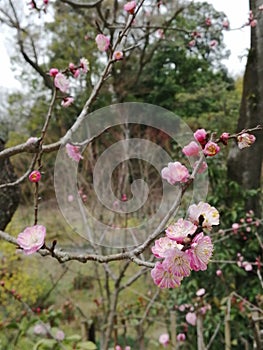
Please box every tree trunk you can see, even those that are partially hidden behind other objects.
[0,139,20,230]
[227,0,263,218]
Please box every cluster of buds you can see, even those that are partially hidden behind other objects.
[49,57,89,106]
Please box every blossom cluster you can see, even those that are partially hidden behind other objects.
[49,57,89,107]
[151,201,219,288]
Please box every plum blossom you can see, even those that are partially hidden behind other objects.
[177,333,186,341]
[61,97,74,107]
[186,312,197,326]
[216,269,222,276]
[220,132,230,145]
[203,141,220,156]
[223,20,229,29]
[161,161,189,185]
[26,137,38,145]
[54,73,69,93]
[151,262,182,288]
[80,57,89,73]
[205,18,212,26]
[95,34,110,52]
[237,133,256,149]
[163,247,191,277]
[55,329,65,341]
[17,225,46,255]
[124,1,136,14]
[165,219,197,243]
[151,236,180,258]
[29,170,41,183]
[196,288,206,297]
[194,128,207,146]
[187,233,213,271]
[182,141,200,156]
[188,40,196,47]
[188,201,219,230]
[49,68,59,77]
[159,333,170,346]
[194,160,208,174]
[210,40,218,47]
[66,143,83,162]
[113,51,124,60]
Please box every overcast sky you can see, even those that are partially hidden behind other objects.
[0,0,250,90]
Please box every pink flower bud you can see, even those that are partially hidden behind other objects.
[61,97,74,108]
[29,170,41,183]
[159,333,169,346]
[203,141,220,156]
[220,132,230,145]
[223,20,229,29]
[124,1,137,14]
[177,333,186,342]
[188,40,196,47]
[210,40,218,47]
[196,288,206,297]
[216,269,222,276]
[194,128,207,146]
[205,18,212,26]
[49,68,59,77]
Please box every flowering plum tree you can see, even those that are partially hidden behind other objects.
[0,1,262,349]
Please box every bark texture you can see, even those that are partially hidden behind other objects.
[0,139,20,230]
[227,0,263,217]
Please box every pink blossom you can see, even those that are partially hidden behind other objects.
[196,288,206,297]
[151,236,179,258]
[186,312,197,326]
[203,141,220,156]
[216,269,222,276]
[165,219,197,243]
[116,346,122,350]
[188,201,219,230]
[74,69,80,78]
[205,18,212,26]
[80,57,89,73]
[95,34,110,52]
[237,133,256,149]
[29,170,41,183]
[259,5,263,11]
[125,347,131,350]
[17,225,46,255]
[187,233,213,271]
[55,330,65,341]
[194,161,208,174]
[220,132,230,145]
[243,262,253,271]
[182,141,200,156]
[159,333,170,346]
[26,137,38,145]
[65,143,83,162]
[188,40,196,47]
[177,333,186,341]
[232,223,239,233]
[113,51,124,61]
[210,40,218,47]
[223,20,229,29]
[250,19,257,27]
[68,194,74,202]
[49,68,59,77]
[157,29,165,38]
[54,73,69,93]
[163,247,191,277]
[194,129,207,146]
[200,304,211,315]
[151,262,182,288]
[161,161,189,185]
[124,1,136,14]
[61,97,74,107]
[43,0,49,4]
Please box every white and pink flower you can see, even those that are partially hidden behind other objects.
[161,161,189,185]
[17,225,46,255]
[186,312,197,326]
[237,133,256,149]
[124,1,136,14]
[182,141,200,157]
[187,233,213,271]
[151,262,182,289]
[61,97,74,108]
[194,128,207,146]
[165,219,197,243]
[151,236,179,258]
[159,333,170,346]
[66,143,83,162]
[203,141,220,156]
[163,247,191,277]
[54,72,69,93]
[95,34,110,52]
[188,201,219,230]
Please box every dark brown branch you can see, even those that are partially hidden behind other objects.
[60,0,104,9]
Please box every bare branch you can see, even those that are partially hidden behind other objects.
[60,0,104,9]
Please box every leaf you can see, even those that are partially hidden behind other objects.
[64,334,82,342]
[33,338,57,350]
[76,341,97,350]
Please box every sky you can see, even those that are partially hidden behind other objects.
[0,0,250,90]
